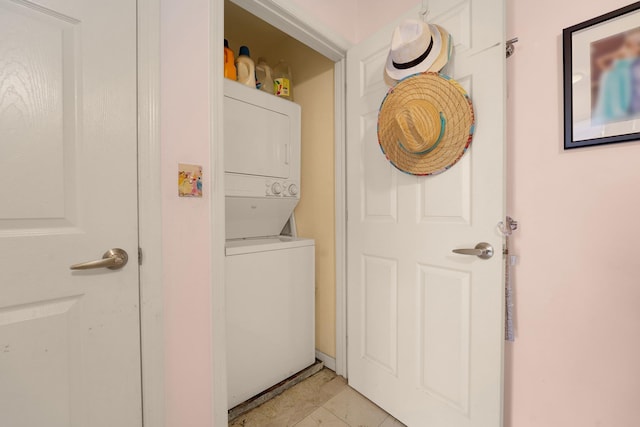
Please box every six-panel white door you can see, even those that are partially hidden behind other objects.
[346,1,506,425]
[0,0,142,425]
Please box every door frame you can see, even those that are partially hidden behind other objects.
[137,1,352,425]
[140,2,507,425]
[138,0,165,425]
[223,0,351,379]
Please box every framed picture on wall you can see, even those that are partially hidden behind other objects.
[563,1,640,149]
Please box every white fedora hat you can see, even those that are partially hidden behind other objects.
[385,20,451,81]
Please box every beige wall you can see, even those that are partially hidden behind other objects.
[225,2,337,357]
[282,42,336,357]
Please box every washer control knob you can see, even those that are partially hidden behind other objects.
[288,184,298,196]
[271,182,282,195]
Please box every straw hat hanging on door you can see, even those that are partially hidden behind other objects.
[377,72,475,176]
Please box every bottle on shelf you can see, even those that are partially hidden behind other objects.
[223,39,237,81]
[273,59,293,100]
[256,58,274,94]
[236,46,256,88]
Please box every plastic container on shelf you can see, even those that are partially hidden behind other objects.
[236,46,256,88]
[224,39,237,81]
[256,58,274,94]
[273,59,293,100]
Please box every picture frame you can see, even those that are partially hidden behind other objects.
[563,2,640,149]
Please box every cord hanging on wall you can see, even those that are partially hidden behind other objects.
[506,37,519,58]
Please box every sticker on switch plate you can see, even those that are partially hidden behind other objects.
[178,163,203,197]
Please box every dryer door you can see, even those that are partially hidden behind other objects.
[225,96,289,178]
[224,80,301,180]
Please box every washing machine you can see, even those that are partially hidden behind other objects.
[223,80,315,409]
[225,236,315,408]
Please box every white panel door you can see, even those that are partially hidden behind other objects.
[346,1,506,426]
[0,0,141,426]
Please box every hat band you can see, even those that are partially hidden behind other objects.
[398,112,446,155]
[392,36,434,70]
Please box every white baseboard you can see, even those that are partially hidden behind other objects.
[315,350,336,372]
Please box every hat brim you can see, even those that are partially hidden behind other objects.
[428,26,452,73]
[385,24,443,81]
[377,72,475,176]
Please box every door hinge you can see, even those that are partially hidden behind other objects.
[138,247,143,266]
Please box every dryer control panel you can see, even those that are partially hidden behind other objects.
[265,180,298,197]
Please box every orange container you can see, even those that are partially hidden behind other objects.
[224,39,237,81]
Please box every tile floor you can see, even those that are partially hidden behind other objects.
[229,368,406,427]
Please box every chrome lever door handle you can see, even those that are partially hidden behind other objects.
[70,248,129,270]
[452,242,494,260]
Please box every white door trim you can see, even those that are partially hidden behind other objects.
[137,0,165,425]
[230,0,350,62]
[333,57,348,377]
[211,1,229,426]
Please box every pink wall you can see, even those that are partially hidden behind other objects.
[506,0,640,426]
[290,0,417,43]
[160,0,213,425]
[158,1,640,425]
[291,0,640,425]
[289,0,358,43]
[354,0,417,42]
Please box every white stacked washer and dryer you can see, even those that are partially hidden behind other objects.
[223,79,316,409]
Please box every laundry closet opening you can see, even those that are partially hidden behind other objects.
[223,0,338,408]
